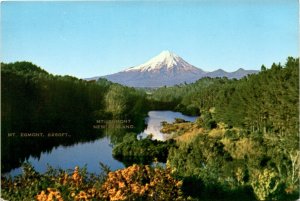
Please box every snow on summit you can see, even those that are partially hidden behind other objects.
[124,50,199,72]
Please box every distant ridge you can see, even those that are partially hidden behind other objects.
[205,68,259,79]
[88,51,259,87]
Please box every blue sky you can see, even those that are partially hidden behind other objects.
[1,1,298,78]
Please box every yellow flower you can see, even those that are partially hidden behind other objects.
[176,181,183,187]
[36,191,47,201]
[118,181,126,188]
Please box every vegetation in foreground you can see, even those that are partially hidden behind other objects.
[1,163,183,201]
[165,118,298,201]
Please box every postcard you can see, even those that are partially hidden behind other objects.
[1,1,298,200]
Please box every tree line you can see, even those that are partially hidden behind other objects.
[1,61,148,172]
[150,57,299,200]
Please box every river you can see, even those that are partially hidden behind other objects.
[6,111,197,176]
[138,111,197,141]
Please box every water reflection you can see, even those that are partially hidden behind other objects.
[3,119,137,175]
[4,111,196,176]
[7,137,124,177]
[138,111,198,141]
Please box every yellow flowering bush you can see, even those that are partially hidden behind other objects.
[2,163,185,201]
[100,164,184,201]
[36,188,63,201]
[35,166,103,201]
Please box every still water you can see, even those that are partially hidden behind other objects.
[138,111,197,141]
[8,137,124,176]
[7,111,197,176]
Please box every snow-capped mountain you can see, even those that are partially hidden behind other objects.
[88,51,258,88]
[123,50,203,74]
[100,51,206,87]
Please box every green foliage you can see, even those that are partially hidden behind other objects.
[1,163,108,201]
[169,134,233,185]
[167,125,294,200]
[151,57,299,139]
[1,62,108,172]
[112,133,176,165]
[202,112,217,129]
[1,61,49,75]
[105,84,148,119]
[151,57,299,199]
[1,62,148,173]
[250,169,283,200]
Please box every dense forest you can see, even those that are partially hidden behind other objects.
[1,57,299,200]
[149,57,299,200]
[1,62,148,172]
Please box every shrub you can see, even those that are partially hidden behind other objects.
[250,168,281,200]
[100,164,184,201]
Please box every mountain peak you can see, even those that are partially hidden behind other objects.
[235,68,245,72]
[159,50,178,58]
[215,69,227,73]
[123,50,200,73]
[145,50,180,68]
